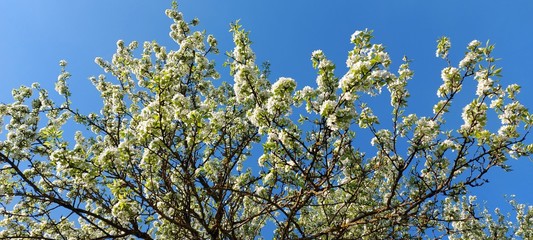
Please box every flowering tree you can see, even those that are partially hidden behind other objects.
[1,3,532,239]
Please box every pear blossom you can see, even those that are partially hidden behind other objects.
[0,3,531,240]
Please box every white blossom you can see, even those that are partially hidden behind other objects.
[467,40,481,50]
[320,100,336,116]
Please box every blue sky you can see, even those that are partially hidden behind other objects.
[1,0,533,229]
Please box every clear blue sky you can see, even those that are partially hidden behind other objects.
[1,0,532,228]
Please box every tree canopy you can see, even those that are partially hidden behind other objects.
[1,2,532,239]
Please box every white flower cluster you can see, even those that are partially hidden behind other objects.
[435,36,451,59]
[499,101,527,125]
[341,30,392,95]
[370,129,393,151]
[55,72,71,97]
[388,60,411,108]
[167,9,188,43]
[294,86,317,113]
[460,100,488,135]
[350,29,365,43]
[458,40,482,68]
[440,139,458,151]
[266,77,296,115]
[111,199,139,224]
[474,70,493,97]
[11,85,32,103]
[246,107,268,129]
[459,52,478,68]
[311,50,338,93]
[413,117,439,146]
[325,107,355,131]
[467,40,481,50]
[437,67,462,98]
[230,23,270,108]
[59,59,68,67]
[358,104,378,128]
[319,100,336,116]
